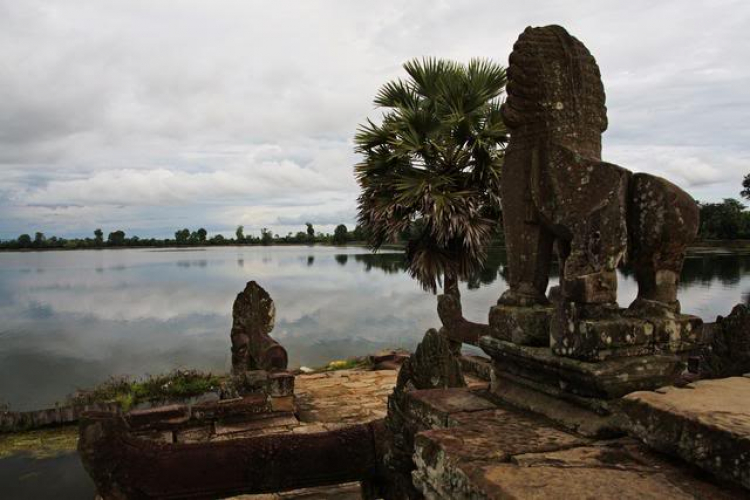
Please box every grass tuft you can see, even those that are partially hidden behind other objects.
[66,370,226,411]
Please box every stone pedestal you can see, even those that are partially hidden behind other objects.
[484,298,704,435]
[550,302,704,361]
[479,334,689,437]
[489,304,553,347]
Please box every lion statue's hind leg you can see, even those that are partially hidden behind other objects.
[627,173,700,315]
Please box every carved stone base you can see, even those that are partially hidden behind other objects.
[480,336,690,437]
[480,337,684,401]
[488,371,625,438]
[550,301,703,361]
[488,304,553,347]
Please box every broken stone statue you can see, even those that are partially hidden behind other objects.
[231,280,288,373]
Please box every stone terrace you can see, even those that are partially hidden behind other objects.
[408,385,750,499]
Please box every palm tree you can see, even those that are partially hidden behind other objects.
[354,57,507,296]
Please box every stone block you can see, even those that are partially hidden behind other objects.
[271,395,295,413]
[458,355,493,381]
[191,394,271,420]
[126,404,190,430]
[214,413,299,437]
[404,388,497,429]
[551,301,704,361]
[131,429,174,443]
[240,370,269,392]
[174,425,214,443]
[651,313,703,353]
[622,377,750,490]
[551,301,653,360]
[489,304,553,346]
[268,371,295,397]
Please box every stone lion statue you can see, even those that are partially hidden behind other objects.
[498,25,699,314]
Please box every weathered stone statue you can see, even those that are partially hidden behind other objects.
[231,281,288,373]
[363,328,466,500]
[499,24,699,313]
[481,25,706,436]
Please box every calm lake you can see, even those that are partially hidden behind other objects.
[1,245,749,412]
[0,245,749,499]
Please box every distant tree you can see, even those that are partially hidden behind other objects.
[94,228,104,245]
[34,232,45,247]
[108,230,126,246]
[742,173,750,201]
[210,234,226,244]
[305,222,315,241]
[196,228,207,242]
[175,228,190,244]
[236,225,245,243]
[17,234,32,248]
[351,224,368,242]
[699,199,747,240]
[333,224,348,245]
[261,228,273,245]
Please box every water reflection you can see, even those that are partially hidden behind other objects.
[0,452,95,500]
[0,247,748,411]
[176,259,208,268]
[335,254,348,266]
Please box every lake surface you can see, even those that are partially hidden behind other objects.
[0,246,749,499]
[0,245,749,412]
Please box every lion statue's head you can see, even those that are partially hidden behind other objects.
[501,25,608,158]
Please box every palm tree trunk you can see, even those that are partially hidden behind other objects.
[444,271,460,299]
[438,272,489,349]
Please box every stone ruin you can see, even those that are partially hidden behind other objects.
[77,26,750,500]
[231,280,288,373]
[482,24,706,436]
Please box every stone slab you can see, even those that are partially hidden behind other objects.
[489,372,625,438]
[126,404,190,429]
[192,394,272,420]
[413,406,586,499]
[214,413,298,436]
[622,376,750,490]
[458,355,492,381]
[480,336,682,399]
[405,388,497,428]
[173,425,214,444]
[414,423,747,500]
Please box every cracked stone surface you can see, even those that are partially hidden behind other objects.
[295,369,398,427]
[622,376,750,490]
[411,386,748,499]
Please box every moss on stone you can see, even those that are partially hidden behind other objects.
[321,358,372,372]
[0,426,79,459]
[66,370,226,411]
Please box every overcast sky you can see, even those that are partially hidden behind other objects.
[1,0,748,239]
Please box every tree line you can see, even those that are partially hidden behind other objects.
[0,223,367,250]
[2,177,749,251]
[696,173,750,240]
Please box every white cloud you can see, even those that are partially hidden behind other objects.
[1,0,749,238]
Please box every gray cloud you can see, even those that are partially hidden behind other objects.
[1,0,749,239]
